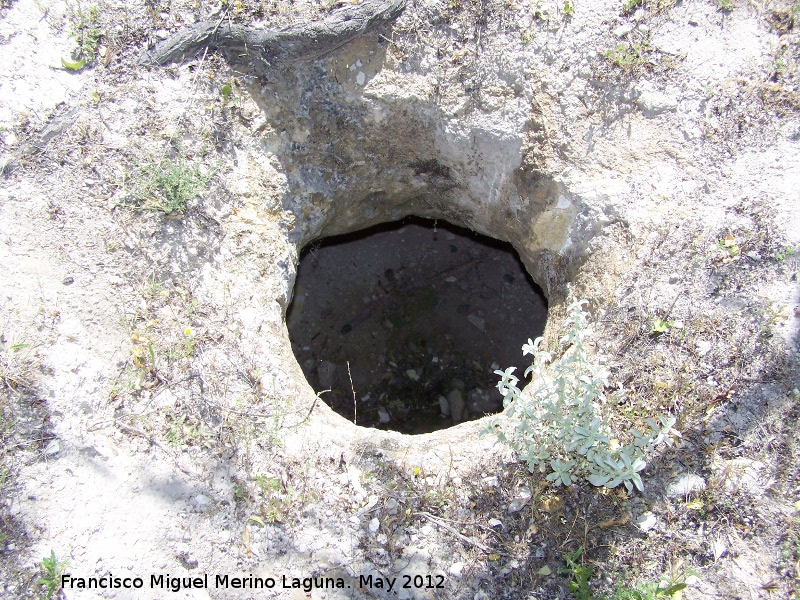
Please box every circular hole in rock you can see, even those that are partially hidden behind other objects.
[287,216,548,434]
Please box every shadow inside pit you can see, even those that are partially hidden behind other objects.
[286,216,548,434]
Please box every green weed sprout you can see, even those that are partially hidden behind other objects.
[136,156,210,214]
[39,550,68,599]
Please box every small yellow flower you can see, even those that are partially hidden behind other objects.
[131,346,145,369]
[413,467,420,476]
[184,327,195,337]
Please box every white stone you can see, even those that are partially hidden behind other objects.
[448,562,465,577]
[385,498,398,515]
[467,314,485,330]
[613,23,634,37]
[508,487,532,513]
[637,86,679,116]
[636,512,658,532]
[482,475,499,487]
[362,495,379,512]
[696,340,713,356]
[448,389,466,422]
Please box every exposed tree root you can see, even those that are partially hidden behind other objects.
[137,0,407,73]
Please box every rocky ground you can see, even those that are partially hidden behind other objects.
[0,0,799,599]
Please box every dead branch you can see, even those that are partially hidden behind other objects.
[138,0,407,73]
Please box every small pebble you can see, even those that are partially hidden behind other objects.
[637,512,658,532]
[449,562,465,577]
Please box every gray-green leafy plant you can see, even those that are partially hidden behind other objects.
[485,299,680,492]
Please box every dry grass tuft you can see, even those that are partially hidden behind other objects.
[0,337,37,395]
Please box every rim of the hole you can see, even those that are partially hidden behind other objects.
[285,213,553,440]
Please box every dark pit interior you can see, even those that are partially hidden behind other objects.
[286,216,548,434]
